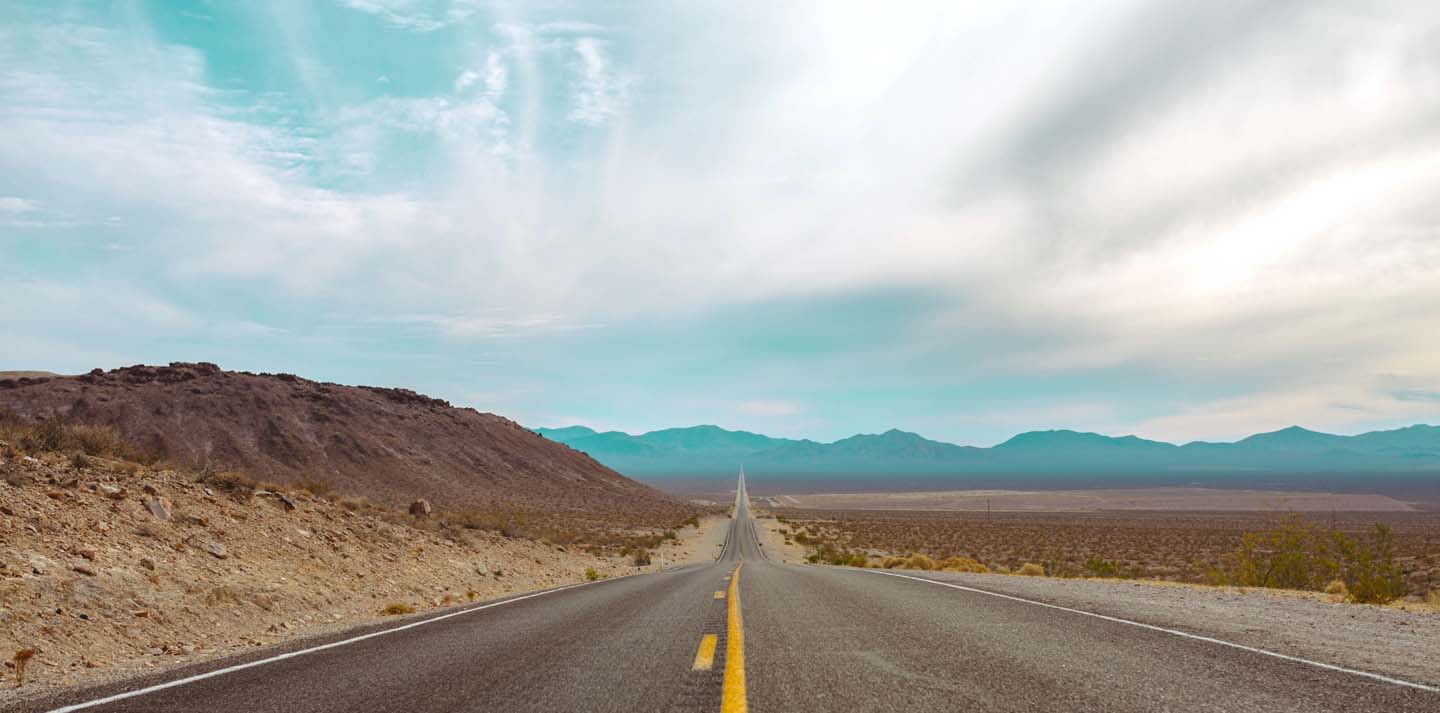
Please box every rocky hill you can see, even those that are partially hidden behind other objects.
[0,449,713,704]
[0,363,683,516]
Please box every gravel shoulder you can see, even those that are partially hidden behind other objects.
[894,570,1440,688]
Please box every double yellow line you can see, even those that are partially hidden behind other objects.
[722,562,746,713]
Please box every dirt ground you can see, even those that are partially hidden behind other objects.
[0,453,716,707]
[768,486,1420,511]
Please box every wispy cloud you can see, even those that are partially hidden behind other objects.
[567,38,631,126]
[4,2,1440,442]
[335,0,482,33]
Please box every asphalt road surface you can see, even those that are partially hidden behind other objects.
[25,472,1439,712]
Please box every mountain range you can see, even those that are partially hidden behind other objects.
[534,423,1440,487]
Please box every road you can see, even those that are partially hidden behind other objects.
[27,471,1439,712]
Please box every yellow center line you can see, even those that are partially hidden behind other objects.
[722,561,747,713]
[714,590,725,599]
[691,634,718,671]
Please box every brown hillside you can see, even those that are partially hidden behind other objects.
[0,363,680,516]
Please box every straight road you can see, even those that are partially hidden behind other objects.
[25,471,1439,712]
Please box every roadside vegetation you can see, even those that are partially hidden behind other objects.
[771,509,1437,606]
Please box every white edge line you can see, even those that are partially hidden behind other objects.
[866,569,1439,694]
[46,575,634,713]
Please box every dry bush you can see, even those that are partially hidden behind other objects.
[1015,563,1046,576]
[902,554,936,571]
[1325,579,1348,596]
[13,648,35,686]
[199,470,256,500]
[67,424,123,456]
[939,556,989,573]
[881,556,907,569]
[381,602,415,616]
[295,477,332,498]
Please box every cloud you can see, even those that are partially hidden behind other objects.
[1393,389,1440,404]
[335,0,482,33]
[0,196,37,213]
[5,2,1440,441]
[566,38,631,125]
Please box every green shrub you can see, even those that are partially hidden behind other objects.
[1223,515,1408,604]
[585,567,601,581]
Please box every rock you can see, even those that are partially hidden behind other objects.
[58,475,80,489]
[144,497,173,520]
[75,546,97,561]
[142,483,159,495]
[206,542,228,559]
[139,557,156,571]
[275,492,297,511]
[21,456,41,468]
[97,484,125,499]
[73,564,97,576]
[409,499,433,517]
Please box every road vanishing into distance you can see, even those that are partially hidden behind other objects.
[28,472,1439,713]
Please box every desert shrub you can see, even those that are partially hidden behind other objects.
[585,567,601,581]
[1339,524,1407,604]
[881,556,907,569]
[200,470,256,495]
[902,554,936,571]
[1015,562,1046,576]
[295,477,332,497]
[13,648,35,686]
[939,556,989,573]
[24,416,67,453]
[682,516,701,529]
[67,424,122,457]
[632,549,652,566]
[1223,516,1407,604]
[1324,579,1348,596]
[381,602,415,616]
[806,544,868,567]
[1082,557,1129,579]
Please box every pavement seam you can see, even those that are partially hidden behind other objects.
[867,569,1440,694]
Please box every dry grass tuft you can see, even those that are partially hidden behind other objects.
[13,648,35,687]
[939,556,990,573]
[1324,579,1348,596]
[1015,562,1046,577]
[381,602,415,616]
[901,554,936,570]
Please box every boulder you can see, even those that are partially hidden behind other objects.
[144,497,173,521]
[409,499,433,517]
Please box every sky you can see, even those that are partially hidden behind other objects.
[3,1,1440,446]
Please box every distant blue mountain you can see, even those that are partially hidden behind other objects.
[534,423,1440,484]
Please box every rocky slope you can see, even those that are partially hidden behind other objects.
[0,451,710,703]
[0,363,684,516]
